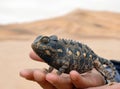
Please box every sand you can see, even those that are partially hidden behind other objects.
[0,9,120,41]
[0,39,120,89]
[0,40,46,89]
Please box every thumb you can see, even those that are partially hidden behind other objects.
[70,70,105,88]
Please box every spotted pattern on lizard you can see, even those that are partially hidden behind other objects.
[31,35,117,83]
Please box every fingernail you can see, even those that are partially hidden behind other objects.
[46,73,57,84]
[70,70,79,80]
[19,69,29,77]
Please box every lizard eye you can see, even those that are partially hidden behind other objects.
[40,36,50,44]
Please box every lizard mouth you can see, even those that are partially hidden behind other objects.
[31,43,37,50]
[31,42,57,54]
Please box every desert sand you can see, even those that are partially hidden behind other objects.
[0,39,120,89]
[0,9,120,89]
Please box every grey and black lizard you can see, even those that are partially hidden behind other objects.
[31,35,117,84]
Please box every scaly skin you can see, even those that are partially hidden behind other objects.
[31,35,116,84]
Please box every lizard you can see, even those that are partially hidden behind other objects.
[31,35,117,84]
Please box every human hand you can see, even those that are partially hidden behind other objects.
[20,51,120,89]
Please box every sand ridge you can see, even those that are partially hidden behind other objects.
[0,9,120,40]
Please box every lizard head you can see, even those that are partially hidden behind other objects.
[31,35,66,63]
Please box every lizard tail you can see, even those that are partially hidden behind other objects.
[98,57,116,80]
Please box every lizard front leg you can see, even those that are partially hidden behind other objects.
[44,66,54,73]
[57,60,70,75]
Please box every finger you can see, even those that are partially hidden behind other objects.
[82,69,106,86]
[29,51,44,62]
[20,69,35,80]
[20,69,56,89]
[70,70,90,88]
[46,73,73,89]
[20,69,45,81]
[70,70,96,88]
[70,70,105,89]
[33,70,56,89]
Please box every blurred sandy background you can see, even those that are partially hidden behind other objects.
[0,1,120,89]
